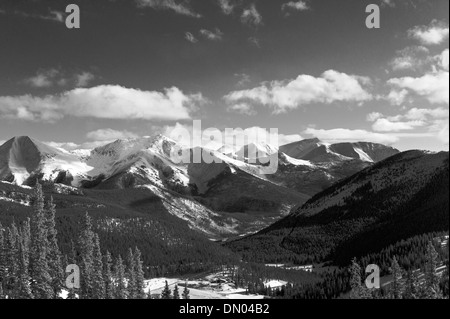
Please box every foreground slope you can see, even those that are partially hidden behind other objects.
[226,150,449,265]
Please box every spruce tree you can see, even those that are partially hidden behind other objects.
[104,251,115,299]
[45,197,64,298]
[5,223,19,298]
[126,248,137,299]
[17,220,33,299]
[92,233,105,299]
[134,248,146,299]
[0,222,6,293]
[390,256,403,299]
[29,182,53,299]
[349,258,363,299]
[173,284,180,299]
[423,241,442,299]
[161,280,172,299]
[67,241,78,300]
[78,213,95,299]
[182,282,190,300]
[114,255,128,299]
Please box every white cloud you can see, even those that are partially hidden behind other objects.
[163,123,301,150]
[388,70,449,105]
[24,69,95,88]
[217,0,236,15]
[0,85,203,122]
[372,118,425,132]
[136,0,201,18]
[241,4,263,27]
[248,37,261,48]
[86,129,139,141]
[440,49,449,71]
[437,123,449,144]
[386,89,409,106]
[303,128,399,145]
[224,70,373,113]
[282,1,310,13]
[390,46,431,71]
[75,72,95,88]
[380,0,395,8]
[227,103,256,116]
[199,28,223,41]
[408,20,449,46]
[185,32,198,43]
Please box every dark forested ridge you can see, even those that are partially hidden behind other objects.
[226,151,449,269]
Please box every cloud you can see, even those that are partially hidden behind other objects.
[408,20,449,46]
[390,46,431,71]
[199,28,223,41]
[282,1,310,13]
[164,123,301,149]
[303,128,399,145]
[24,69,95,88]
[380,0,396,8]
[0,85,204,122]
[227,103,257,116]
[12,10,65,23]
[440,49,449,71]
[185,32,198,43]
[248,37,261,48]
[24,69,60,88]
[241,4,263,27]
[224,70,373,114]
[86,129,139,141]
[371,118,425,132]
[217,0,236,15]
[235,73,251,87]
[136,0,201,18]
[75,72,96,88]
[388,70,449,105]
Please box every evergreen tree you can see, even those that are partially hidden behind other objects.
[45,197,64,298]
[182,282,190,300]
[126,248,137,299]
[92,234,105,299]
[29,182,53,299]
[161,280,172,299]
[78,213,95,299]
[390,256,403,299]
[5,223,19,298]
[114,255,128,299]
[349,258,364,299]
[403,270,420,299]
[0,222,6,295]
[67,240,78,300]
[173,284,180,299]
[104,251,115,299]
[134,248,146,299]
[423,241,442,299]
[17,220,33,299]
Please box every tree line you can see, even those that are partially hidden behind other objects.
[0,182,192,299]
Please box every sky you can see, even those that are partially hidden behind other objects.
[0,0,449,152]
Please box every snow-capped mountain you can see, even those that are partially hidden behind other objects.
[0,136,91,186]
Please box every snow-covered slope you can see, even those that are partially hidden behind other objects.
[0,136,92,186]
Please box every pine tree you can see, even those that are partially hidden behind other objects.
[45,197,64,298]
[67,241,78,300]
[0,222,6,295]
[161,280,172,299]
[126,248,137,299]
[5,223,19,298]
[134,248,146,299]
[182,282,190,300]
[78,213,95,299]
[349,258,365,299]
[17,220,33,299]
[173,284,180,299]
[390,256,403,299]
[403,270,420,299]
[92,233,105,299]
[29,182,53,299]
[104,251,115,299]
[114,255,128,299]
[423,241,442,299]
